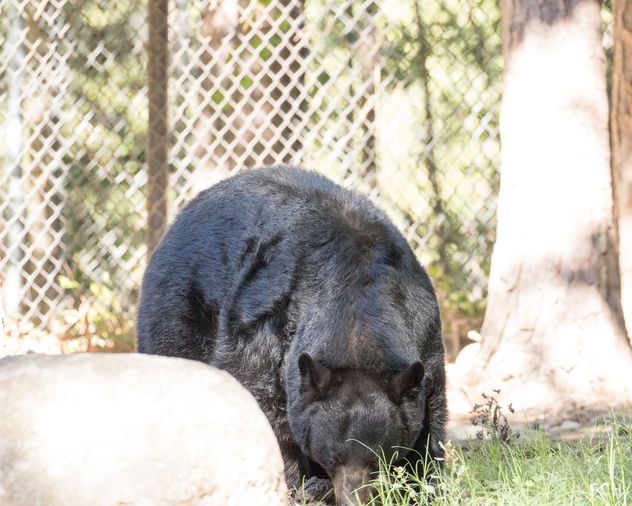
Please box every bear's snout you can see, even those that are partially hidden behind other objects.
[332,464,372,506]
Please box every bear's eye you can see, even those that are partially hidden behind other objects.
[285,320,297,336]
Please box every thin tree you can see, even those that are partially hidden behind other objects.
[340,1,378,190]
[357,0,378,190]
[268,0,305,163]
[458,0,632,413]
[192,0,239,192]
[3,0,26,317]
[193,0,305,192]
[147,0,169,256]
[22,2,68,323]
[414,0,449,272]
[611,0,632,336]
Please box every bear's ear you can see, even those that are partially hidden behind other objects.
[298,353,333,396]
[388,361,424,403]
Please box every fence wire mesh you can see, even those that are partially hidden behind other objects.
[0,0,503,357]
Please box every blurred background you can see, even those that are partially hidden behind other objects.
[0,0,613,358]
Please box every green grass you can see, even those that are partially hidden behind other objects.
[362,418,632,506]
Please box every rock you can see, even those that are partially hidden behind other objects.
[557,419,581,432]
[466,330,481,342]
[447,423,481,441]
[0,353,289,506]
[453,342,481,370]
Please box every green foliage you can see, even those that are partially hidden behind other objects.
[16,0,505,336]
[290,415,632,505]
[470,390,516,443]
[304,0,502,325]
[55,0,147,334]
[58,272,135,352]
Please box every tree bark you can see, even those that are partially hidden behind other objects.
[147,0,170,256]
[341,2,378,190]
[3,0,26,318]
[192,0,305,194]
[414,0,448,270]
[357,0,378,190]
[23,2,69,324]
[456,0,632,413]
[267,0,305,164]
[611,0,632,337]
[192,0,239,193]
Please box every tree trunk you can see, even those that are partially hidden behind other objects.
[611,0,632,337]
[22,2,69,324]
[357,0,378,190]
[341,2,378,190]
[192,0,305,194]
[456,0,632,414]
[267,0,305,164]
[414,0,448,271]
[191,0,239,193]
[3,0,26,318]
[147,0,170,256]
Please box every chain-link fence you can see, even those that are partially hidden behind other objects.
[0,0,503,357]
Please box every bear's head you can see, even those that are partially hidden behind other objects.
[287,352,425,505]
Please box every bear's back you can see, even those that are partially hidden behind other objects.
[137,166,436,368]
[137,167,356,358]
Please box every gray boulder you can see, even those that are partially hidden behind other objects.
[0,353,289,506]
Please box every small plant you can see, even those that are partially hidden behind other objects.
[470,389,516,443]
[58,272,135,352]
[289,415,632,505]
[366,442,446,506]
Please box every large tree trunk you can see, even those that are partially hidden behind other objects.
[611,0,632,337]
[455,0,632,414]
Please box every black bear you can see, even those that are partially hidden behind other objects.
[137,166,447,505]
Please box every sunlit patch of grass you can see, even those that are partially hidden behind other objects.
[363,416,632,506]
[289,416,632,505]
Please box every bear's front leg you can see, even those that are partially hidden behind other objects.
[410,365,448,473]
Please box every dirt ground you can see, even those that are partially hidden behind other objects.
[447,401,631,447]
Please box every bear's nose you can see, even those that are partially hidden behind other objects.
[332,464,373,506]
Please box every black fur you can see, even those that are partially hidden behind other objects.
[137,166,447,497]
